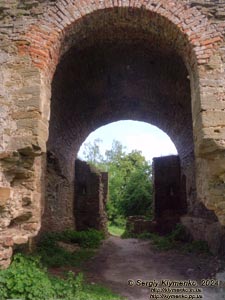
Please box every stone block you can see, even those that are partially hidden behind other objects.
[12,235,28,245]
[0,187,10,207]
[201,111,225,128]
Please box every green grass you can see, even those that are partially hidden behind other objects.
[122,223,211,254]
[108,224,125,237]
[82,282,124,300]
[36,229,105,268]
[0,254,123,300]
[0,230,122,300]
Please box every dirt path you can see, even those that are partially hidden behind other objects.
[84,236,225,300]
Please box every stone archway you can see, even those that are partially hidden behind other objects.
[0,0,225,268]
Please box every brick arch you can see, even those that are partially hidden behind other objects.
[23,0,224,233]
[19,0,222,77]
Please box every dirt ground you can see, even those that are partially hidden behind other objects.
[83,236,225,300]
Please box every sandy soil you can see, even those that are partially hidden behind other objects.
[83,236,225,300]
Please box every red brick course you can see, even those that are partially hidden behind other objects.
[17,0,223,77]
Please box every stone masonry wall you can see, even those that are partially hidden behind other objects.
[0,0,225,267]
[153,155,187,233]
[40,151,75,233]
[74,160,108,234]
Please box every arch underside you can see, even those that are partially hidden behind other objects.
[45,13,217,235]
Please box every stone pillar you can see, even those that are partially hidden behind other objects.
[74,160,108,234]
[152,155,187,233]
[40,151,75,233]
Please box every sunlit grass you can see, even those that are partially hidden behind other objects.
[108,224,125,237]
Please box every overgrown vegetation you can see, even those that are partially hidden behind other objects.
[36,229,105,267]
[122,223,211,254]
[81,139,153,227]
[0,254,122,300]
[0,229,122,299]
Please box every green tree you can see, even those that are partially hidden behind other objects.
[82,138,104,167]
[105,140,126,163]
[81,139,153,224]
[107,150,152,222]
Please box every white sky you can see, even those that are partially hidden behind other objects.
[78,120,177,162]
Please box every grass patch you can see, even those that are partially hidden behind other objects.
[108,224,125,237]
[83,282,124,300]
[36,229,105,268]
[0,254,122,300]
[42,228,105,248]
[182,240,211,255]
[122,223,211,254]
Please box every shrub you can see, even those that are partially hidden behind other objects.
[0,254,122,300]
[57,229,105,248]
[0,254,55,300]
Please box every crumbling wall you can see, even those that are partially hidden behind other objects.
[41,152,75,233]
[152,156,187,233]
[74,160,108,234]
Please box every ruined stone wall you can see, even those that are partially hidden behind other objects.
[152,156,187,233]
[153,156,186,218]
[0,0,225,267]
[40,152,75,233]
[74,160,108,233]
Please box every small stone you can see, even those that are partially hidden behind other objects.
[12,236,28,245]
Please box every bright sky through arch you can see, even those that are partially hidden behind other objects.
[78,120,177,162]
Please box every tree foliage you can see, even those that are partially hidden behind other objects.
[82,138,104,167]
[81,139,153,224]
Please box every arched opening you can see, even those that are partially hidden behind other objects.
[42,7,199,234]
[75,121,180,235]
[78,120,178,161]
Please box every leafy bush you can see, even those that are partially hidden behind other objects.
[0,254,55,300]
[0,254,122,300]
